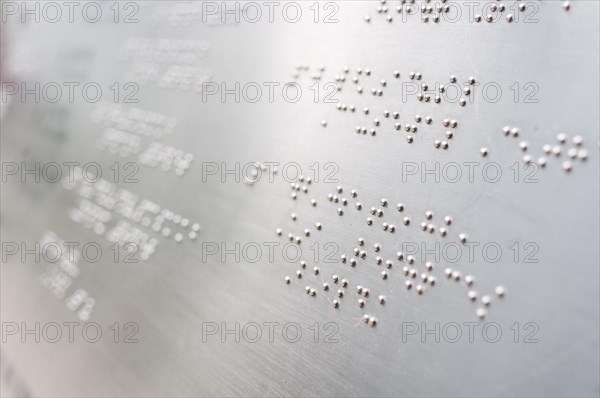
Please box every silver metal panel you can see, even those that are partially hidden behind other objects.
[1,1,599,396]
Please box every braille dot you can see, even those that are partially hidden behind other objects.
[481,295,491,306]
[321,120,327,127]
[403,217,410,226]
[557,133,567,144]
[285,276,291,284]
[523,155,532,164]
[407,255,415,264]
[296,270,303,278]
[341,279,348,287]
[304,229,310,237]
[349,258,357,267]
[405,280,413,289]
[449,75,457,83]
[362,288,370,297]
[425,262,433,271]
[381,271,388,279]
[468,291,477,301]
[552,146,562,157]
[480,147,488,157]
[511,127,519,137]
[333,300,339,308]
[445,268,452,278]
[311,199,317,207]
[439,228,447,237]
[385,260,393,269]
[452,271,461,282]
[337,208,344,216]
[475,15,482,22]
[578,150,588,160]
[368,317,377,327]
[389,225,396,233]
[459,98,466,107]
[459,233,468,243]
[568,148,578,159]
[358,299,365,308]
[465,275,474,286]
[397,203,405,212]
[374,243,381,252]
[378,295,386,304]
[305,286,310,294]
[291,213,297,221]
[407,135,414,143]
[563,1,570,11]
[313,267,319,275]
[382,223,389,231]
[434,140,441,148]
[425,210,433,220]
[367,217,373,225]
[332,274,339,283]
[520,141,528,151]
[420,222,427,231]
[562,161,572,172]
[393,71,400,78]
[375,256,383,265]
[476,308,486,319]
[495,286,505,297]
[316,222,322,230]
[309,289,316,297]
[416,285,425,295]
[427,224,435,234]
[573,135,583,146]
[276,228,282,236]
[506,14,513,22]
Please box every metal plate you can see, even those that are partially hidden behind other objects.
[1,1,599,396]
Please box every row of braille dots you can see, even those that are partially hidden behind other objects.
[366,0,452,23]
[150,210,201,242]
[291,64,326,81]
[443,269,506,319]
[336,65,476,107]
[366,0,571,24]
[483,128,589,172]
[342,237,434,296]
[318,68,472,128]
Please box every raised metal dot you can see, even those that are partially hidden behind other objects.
[349,258,357,267]
[397,203,405,212]
[407,255,415,265]
[340,254,347,263]
[313,267,319,275]
[296,270,303,278]
[285,276,291,284]
[452,271,461,281]
[375,256,383,265]
[333,300,339,308]
[378,295,386,304]
[405,280,413,289]
[403,266,410,276]
[476,308,486,319]
[506,14,513,22]
[366,217,373,225]
[385,260,393,269]
[337,208,344,216]
[459,233,468,243]
[468,291,477,301]
[495,286,505,297]
[568,148,578,159]
[304,229,310,237]
[445,268,452,278]
[381,271,388,279]
[573,135,583,146]
[356,202,362,210]
[403,217,410,226]
[276,228,282,236]
[425,210,434,220]
[362,288,370,297]
[316,222,322,230]
[557,133,567,144]
[562,161,572,172]
[518,141,530,153]
[481,295,491,306]
[465,275,474,286]
[373,243,381,252]
[358,299,365,308]
[416,285,425,295]
[382,223,389,231]
[578,150,588,160]
[439,227,447,237]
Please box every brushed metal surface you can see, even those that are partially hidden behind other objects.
[1,1,599,397]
